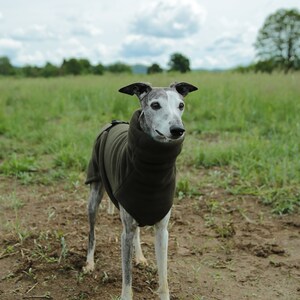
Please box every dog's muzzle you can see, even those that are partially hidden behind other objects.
[170,125,185,138]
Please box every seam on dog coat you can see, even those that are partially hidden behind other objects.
[85,110,183,226]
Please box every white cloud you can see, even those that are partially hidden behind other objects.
[0,38,23,58]
[71,23,102,37]
[0,38,22,49]
[15,51,46,66]
[132,0,206,38]
[48,40,113,66]
[206,35,242,52]
[11,25,58,41]
[121,35,171,58]
[93,44,110,58]
[197,19,258,69]
[62,38,90,57]
[0,11,3,20]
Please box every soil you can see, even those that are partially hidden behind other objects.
[0,176,299,300]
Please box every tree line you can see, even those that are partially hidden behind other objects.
[0,53,191,77]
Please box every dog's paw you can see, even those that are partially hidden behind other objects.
[135,255,148,266]
[158,292,170,300]
[157,287,170,300]
[82,261,95,274]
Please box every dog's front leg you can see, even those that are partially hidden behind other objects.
[154,211,171,300]
[120,205,137,300]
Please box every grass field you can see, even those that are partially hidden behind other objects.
[0,72,300,214]
[1,72,300,300]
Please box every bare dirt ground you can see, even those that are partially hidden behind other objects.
[0,176,300,300]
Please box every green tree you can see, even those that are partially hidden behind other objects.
[147,63,163,74]
[255,8,300,72]
[61,58,83,75]
[22,65,42,77]
[92,63,105,75]
[41,62,60,77]
[0,56,15,75]
[78,59,92,74]
[168,53,191,73]
[107,62,132,74]
[254,59,276,74]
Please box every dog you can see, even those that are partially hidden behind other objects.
[84,82,197,299]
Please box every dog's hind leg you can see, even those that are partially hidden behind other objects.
[154,211,171,300]
[120,205,137,300]
[107,199,115,215]
[83,181,104,273]
[133,227,147,265]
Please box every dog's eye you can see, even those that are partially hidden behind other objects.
[179,102,185,110]
[151,102,161,110]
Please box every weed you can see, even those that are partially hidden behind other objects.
[0,192,24,210]
[23,267,37,281]
[206,199,221,214]
[4,216,31,243]
[31,234,58,263]
[110,296,121,300]
[72,291,89,300]
[176,177,201,201]
[76,271,85,284]
[47,207,56,222]
[102,271,109,283]
[195,145,233,168]
[1,272,15,281]
[58,236,68,263]
[176,178,190,198]
[54,145,87,171]
[214,222,236,238]
[212,272,223,282]
[4,245,15,254]
[0,153,38,177]
[204,214,216,228]
[271,198,298,215]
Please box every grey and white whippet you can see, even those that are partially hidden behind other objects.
[84,82,197,299]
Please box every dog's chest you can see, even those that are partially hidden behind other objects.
[103,124,177,226]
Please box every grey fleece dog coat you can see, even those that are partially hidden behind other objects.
[86,109,183,227]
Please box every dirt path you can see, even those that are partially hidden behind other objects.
[0,178,299,300]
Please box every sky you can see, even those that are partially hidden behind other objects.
[0,0,299,70]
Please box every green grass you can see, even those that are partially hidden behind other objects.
[0,72,300,214]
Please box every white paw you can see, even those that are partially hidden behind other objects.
[121,288,133,300]
[82,261,95,274]
[158,293,170,300]
[135,255,148,266]
[157,288,170,300]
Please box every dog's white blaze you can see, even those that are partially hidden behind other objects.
[166,90,184,120]
[149,90,184,140]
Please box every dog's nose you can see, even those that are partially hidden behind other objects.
[170,125,185,138]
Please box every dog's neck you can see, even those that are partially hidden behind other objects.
[128,110,183,165]
[138,110,151,137]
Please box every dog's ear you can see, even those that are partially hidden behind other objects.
[170,82,198,97]
[119,83,152,99]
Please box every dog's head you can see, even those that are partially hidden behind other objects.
[119,82,197,143]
